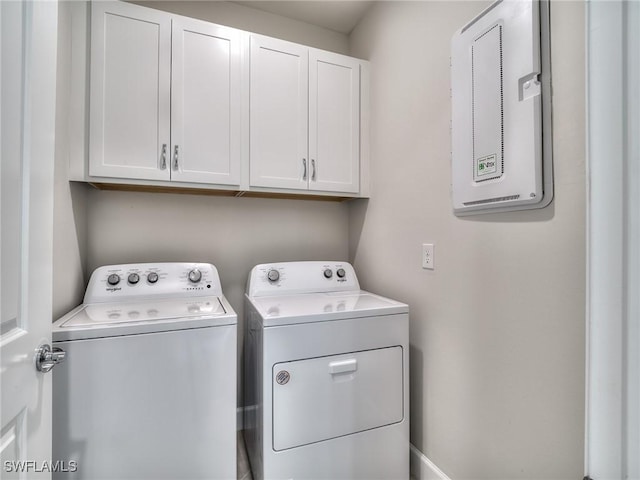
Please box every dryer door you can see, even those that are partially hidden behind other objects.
[272,346,404,451]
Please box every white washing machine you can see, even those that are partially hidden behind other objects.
[243,261,409,480]
[52,262,237,480]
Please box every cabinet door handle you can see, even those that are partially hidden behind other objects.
[302,158,307,180]
[173,145,179,171]
[160,144,167,170]
[311,159,316,181]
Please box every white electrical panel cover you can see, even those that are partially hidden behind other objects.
[451,0,552,215]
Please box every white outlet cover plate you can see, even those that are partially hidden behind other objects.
[422,244,434,270]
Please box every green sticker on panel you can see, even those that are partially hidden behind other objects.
[476,154,497,177]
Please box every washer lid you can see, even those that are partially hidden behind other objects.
[248,290,408,327]
[53,296,237,341]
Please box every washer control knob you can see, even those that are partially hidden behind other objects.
[147,272,159,284]
[323,269,333,279]
[107,274,120,286]
[188,269,202,283]
[128,273,140,284]
[336,268,346,278]
[267,269,280,283]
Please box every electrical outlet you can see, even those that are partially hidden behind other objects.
[422,244,434,270]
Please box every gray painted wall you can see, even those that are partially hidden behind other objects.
[85,190,349,338]
[348,2,585,478]
[53,1,89,320]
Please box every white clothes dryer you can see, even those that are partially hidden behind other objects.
[243,261,409,480]
[52,263,237,480]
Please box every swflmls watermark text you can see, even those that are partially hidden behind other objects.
[4,460,78,473]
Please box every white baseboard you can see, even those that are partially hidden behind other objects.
[410,444,451,480]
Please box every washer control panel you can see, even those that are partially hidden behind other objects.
[247,261,360,297]
[85,263,223,303]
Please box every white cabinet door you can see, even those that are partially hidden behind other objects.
[309,50,361,193]
[171,18,242,185]
[90,1,171,181]
[250,35,309,190]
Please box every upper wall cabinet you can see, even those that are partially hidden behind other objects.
[90,2,241,185]
[78,1,369,198]
[250,35,361,194]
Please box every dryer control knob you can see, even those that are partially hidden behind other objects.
[107,274,120,286]
[128,273,140,284]
[188,269,202,283]
[267,269,280,283]
[147,272,159,284]
[323,269,333,279]
[336,268,346,278]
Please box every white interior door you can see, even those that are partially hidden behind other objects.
[171,18,242,186]
[1,0,58,474]
[249,35,308,190]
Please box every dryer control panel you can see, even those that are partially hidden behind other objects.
[84,263,223,303]
[247,261,360,297]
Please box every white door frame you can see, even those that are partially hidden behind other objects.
[586,1,639,478]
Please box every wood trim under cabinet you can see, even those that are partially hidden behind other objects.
[88,183,353,202]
